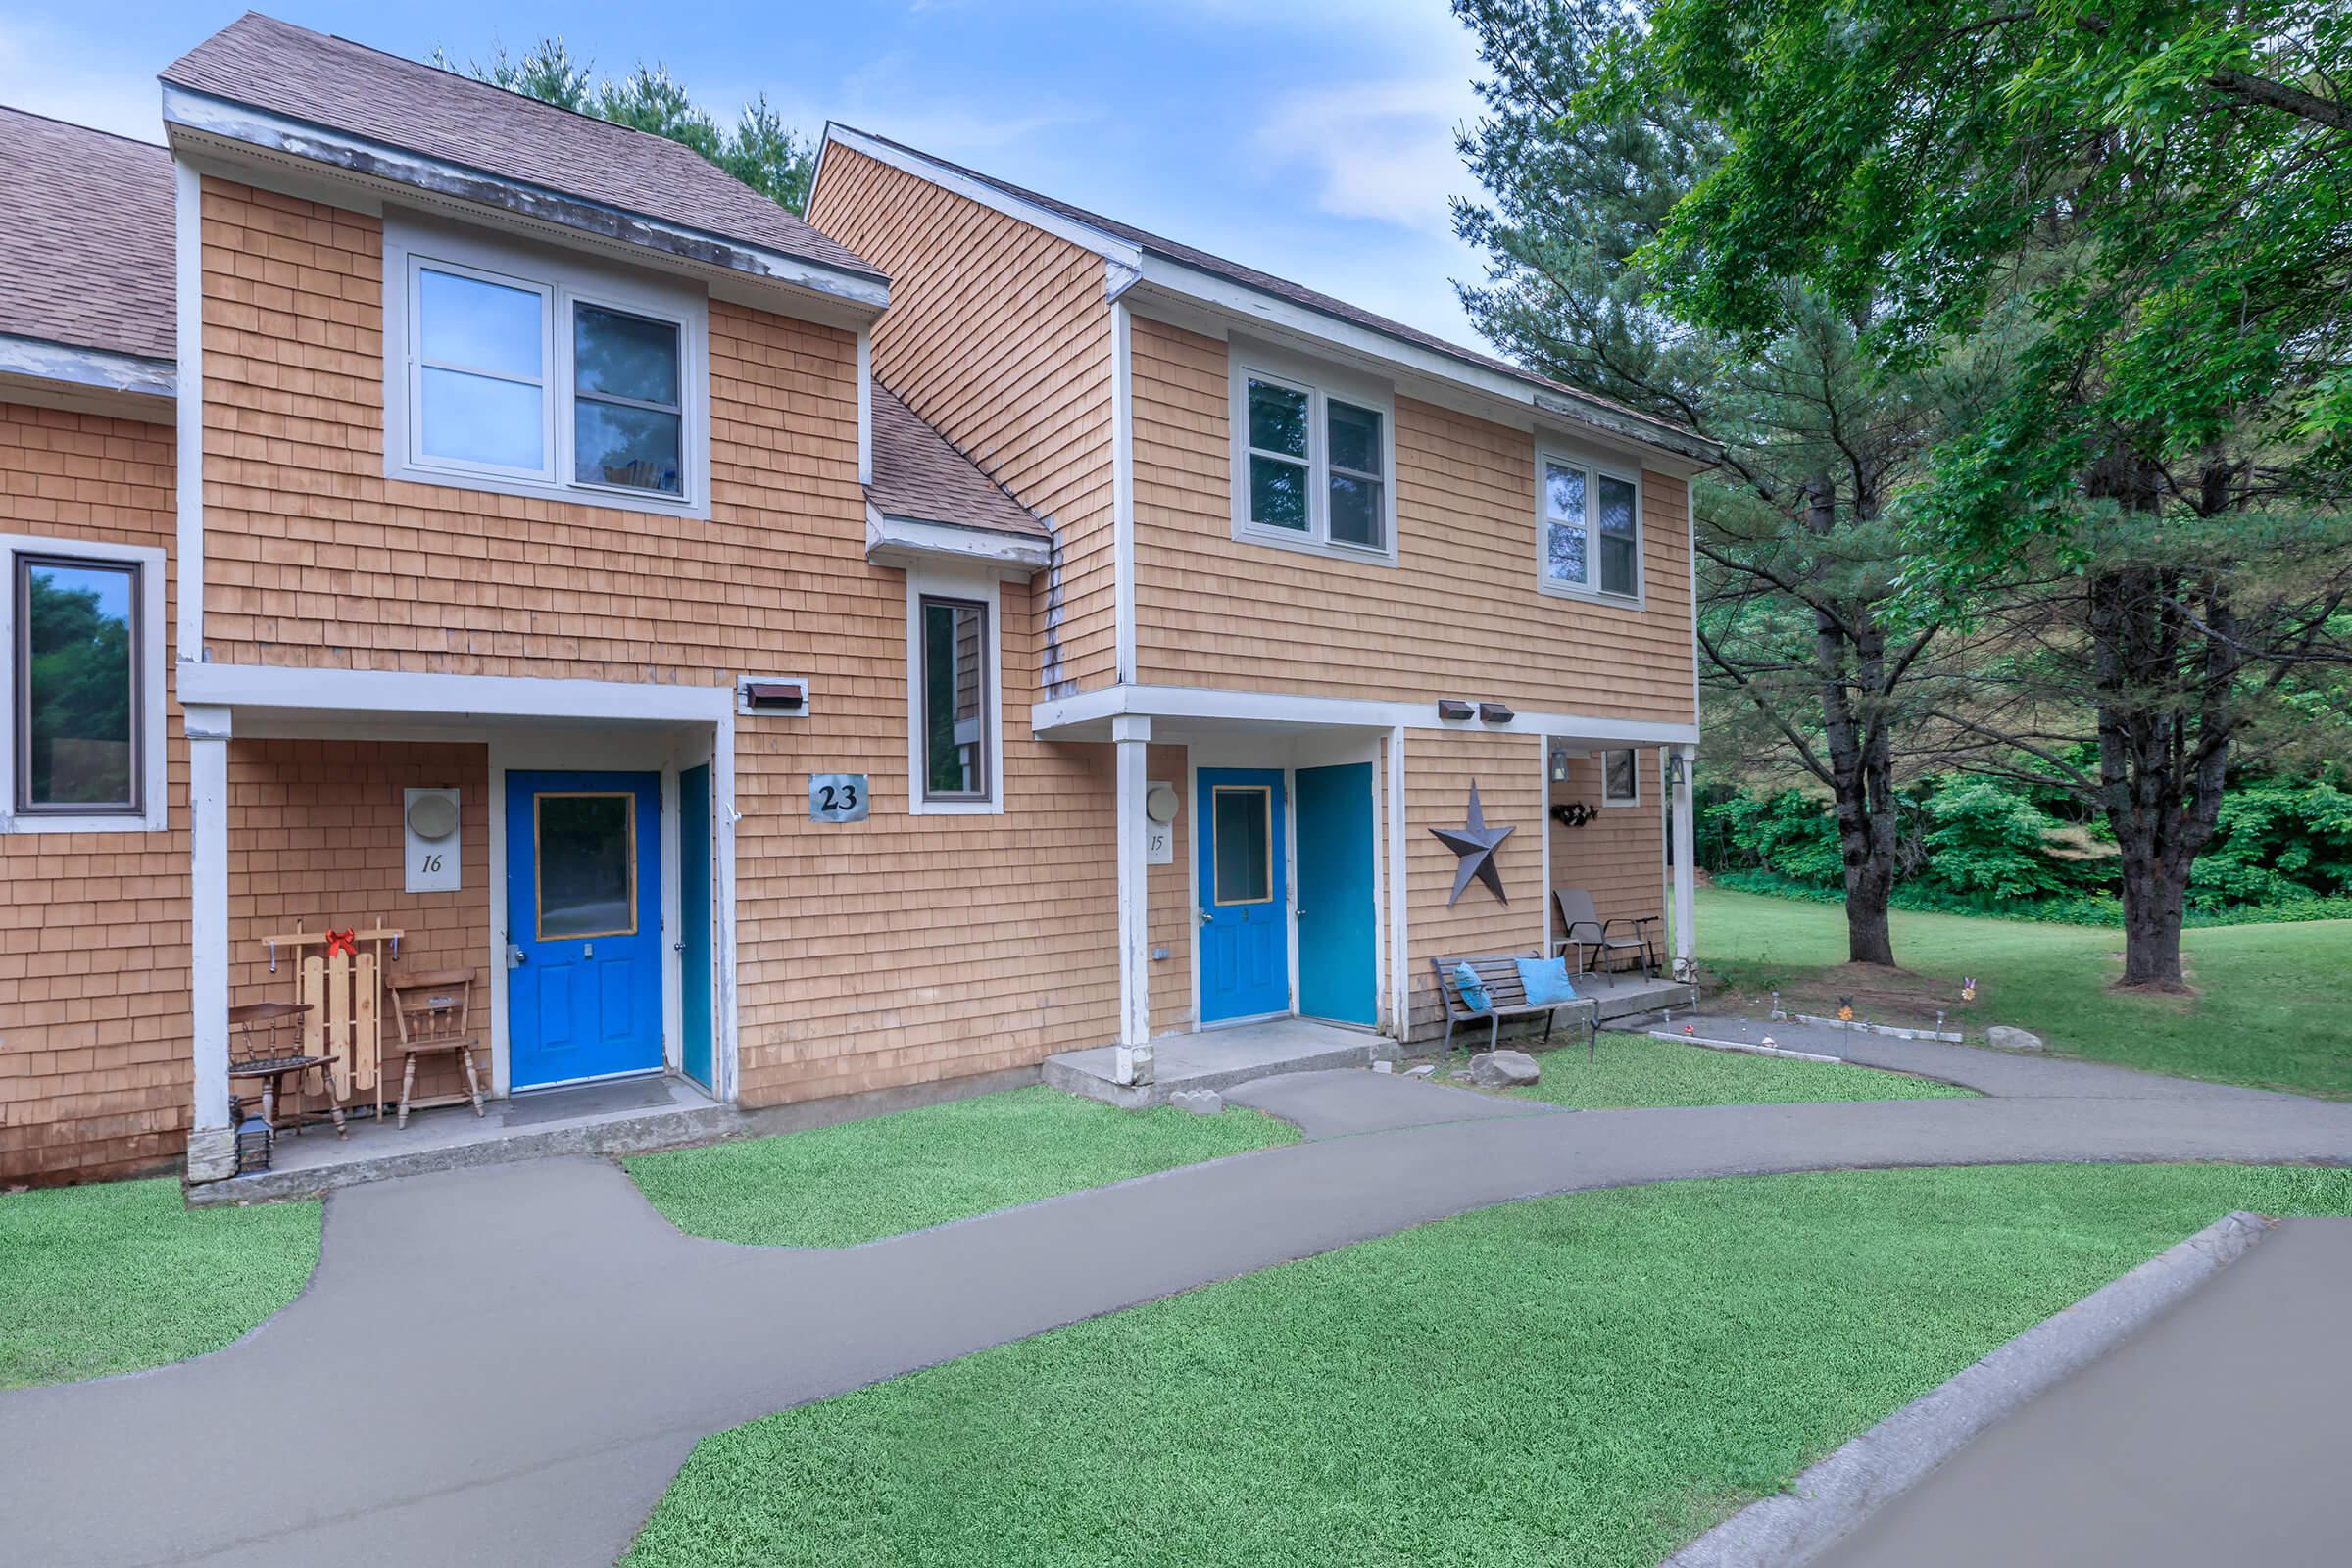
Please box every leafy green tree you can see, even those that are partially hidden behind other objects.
[437,38,815,213]
[1593,0,2352,989]
[1452,0,2010,967]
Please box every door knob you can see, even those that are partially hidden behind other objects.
[506,944,526,968]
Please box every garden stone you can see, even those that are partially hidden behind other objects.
[1468,1050,1542,1088]
[1168,1088,1226,1115]
[1404,1064,1437,1080]
[1985,1026,2046,1053]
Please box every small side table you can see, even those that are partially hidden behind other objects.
[227,1001,346,1139]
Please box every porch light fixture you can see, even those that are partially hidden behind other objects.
[1145,781,1180,824]
[1548,745,1572,783]
[1478,701,1515,724]
[1437,699,1474,721]
[1668,751,1693,791]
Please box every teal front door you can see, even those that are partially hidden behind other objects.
[678,763,713,1089]
[506,770,664,1089]
[1296,762,1377,1025]
[1198,768,1289,1023]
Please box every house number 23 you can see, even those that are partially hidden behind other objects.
[808,773,870,823]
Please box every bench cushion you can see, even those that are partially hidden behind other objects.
[1515,956,1579,1005]
[1451,961,1493,1013]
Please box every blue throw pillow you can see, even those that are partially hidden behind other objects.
[1516,956,1580,1006]
[1451,961,1493,1013]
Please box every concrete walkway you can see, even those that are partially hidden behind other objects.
[4,1045,2349,1566]
[1810,1215,2352,1568]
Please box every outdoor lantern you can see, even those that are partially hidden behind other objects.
[1549,744,1572,783]
[234,1115,273,1176]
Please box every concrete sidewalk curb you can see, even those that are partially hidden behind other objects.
[1659,1208,2276,1568]
[1647,1030,1843,1065]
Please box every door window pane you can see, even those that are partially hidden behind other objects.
[18,557,137,809]
[1211,787,1272,905]
[1247,378,1309,458]
[536,793,636,939]
[921,597,990,800]
[420,368,546,470]
[418,268,544,378]
[1597,474,1639,596]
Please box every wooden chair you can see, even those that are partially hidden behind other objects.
[386,969,485,1129]
[1552,888,1660,979]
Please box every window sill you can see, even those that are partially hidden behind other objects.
[1538,579,1644,612]
[387,461,710,521]
[1232,524,1400,569]
[910,797,1004,816]
[1,808,168,834]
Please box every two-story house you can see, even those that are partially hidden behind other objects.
[0,13,1711,1191]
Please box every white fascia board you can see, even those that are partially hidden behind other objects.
[865,505,1051,574]
[174,156,205,666]
[818,124,1144,275]
[177,662,734,724]
[165,87,891,315]
[0,335,174,401]
[1128,258,1720,473]
[1030,683,1699,746]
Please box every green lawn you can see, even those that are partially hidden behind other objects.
[0,1178,320,1388]
[1698,887,2352,1100]
[625,1086,1299,1248]
[1462,1032,1973,1108]
[627,1162,2351,1568]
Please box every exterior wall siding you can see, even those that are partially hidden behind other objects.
[194,175,1121,1126]
[1403,731,1547,1037]
[0,402,187,1183]
[1128,317,1696,722]
[807,148,1119,697]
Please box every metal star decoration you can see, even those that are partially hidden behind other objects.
[1431,780,1515,906]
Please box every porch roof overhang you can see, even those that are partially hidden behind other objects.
[1031,683,1700,747]
[864,505,1051,578]
[178,662,733,737]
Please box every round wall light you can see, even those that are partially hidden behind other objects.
[1145,781,1181,824]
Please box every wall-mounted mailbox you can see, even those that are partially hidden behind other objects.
[737,676,808,716]
[1436,699,1475,721]
[1478,701,1515,723]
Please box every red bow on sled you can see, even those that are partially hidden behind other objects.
[324,928,359,957]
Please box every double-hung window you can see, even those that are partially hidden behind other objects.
[3,536,164,832]
[1540,451,1641,602]
[390,225,706,514]
[1235,354,1396,562]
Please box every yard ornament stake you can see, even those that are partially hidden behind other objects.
[1431,781,1515,906]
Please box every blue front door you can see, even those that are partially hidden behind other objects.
[678,763,713,1089]
[507,770,664,1089]
[1296,762,1377,1025]
[1198,768,1289,1023]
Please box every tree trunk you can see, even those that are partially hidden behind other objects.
[1806,480,1902,967]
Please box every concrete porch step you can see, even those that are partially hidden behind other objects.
[1045,1017,1379,1109]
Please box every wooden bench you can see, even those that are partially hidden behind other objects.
[1429,955,1595,1063]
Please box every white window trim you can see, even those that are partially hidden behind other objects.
[383,216,711,520]
[1227,339,1400,567]
[1,532,168,834]
[1600,746,1642,808]
[1536,444,1644,608]
[906,564,1005,815]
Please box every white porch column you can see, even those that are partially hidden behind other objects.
[1112,714,1153,1084]
[1670,742,1698,982]
[185,703,236,1182]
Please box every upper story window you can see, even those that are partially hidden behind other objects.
[1230,344,1398,564]
[3,534,166,833]
[1540,450,1642,604]
[386,219,709,517]
[906,566,1004,815]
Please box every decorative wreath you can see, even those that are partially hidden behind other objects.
[1550,802,1598,829]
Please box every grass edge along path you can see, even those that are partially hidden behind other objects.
[0,1177,321,1389]
[1461,1031,1976,1108]
[625,1085,1301,1249]
[626,1163,2352,1568]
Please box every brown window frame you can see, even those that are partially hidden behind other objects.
[13,552,144,818]
[917,593,993,806]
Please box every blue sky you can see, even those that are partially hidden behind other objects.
[3,2,1497,345]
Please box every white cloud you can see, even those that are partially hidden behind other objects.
[1254,75,1482,236]
[0,19,162,143]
